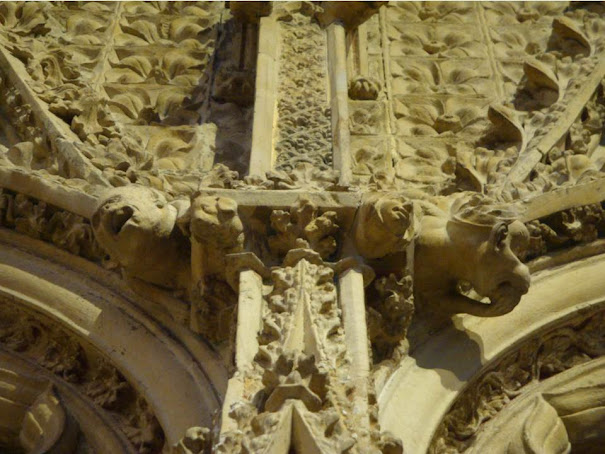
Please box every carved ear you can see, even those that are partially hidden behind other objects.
[490,222,508,251]
[507,220,530,257]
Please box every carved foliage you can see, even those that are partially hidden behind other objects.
[274,6,332,173]
[171,426,211,454]
[376,2,605,200]
[0,189,104,261]
[367,273,414,364]
[0,300,164,454]
[0,2,236,197]
[430,310,605,453]
[268,199,339,260]
[523,203,605,261]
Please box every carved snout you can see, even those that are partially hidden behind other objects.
[95,204,134,236]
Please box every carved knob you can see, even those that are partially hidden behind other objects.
[348,76,381,100]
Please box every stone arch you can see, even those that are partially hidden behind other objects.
[378,248,605,454]
[468,357,605,453]
[0,229,228,452]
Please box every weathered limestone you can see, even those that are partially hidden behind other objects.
[2,2,605,453]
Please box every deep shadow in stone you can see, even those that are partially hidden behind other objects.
[407,294,488,390]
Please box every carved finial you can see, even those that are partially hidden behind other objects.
[349,75,381,100]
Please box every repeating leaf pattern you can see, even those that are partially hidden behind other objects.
[369,1,605,198]
[0,1,228,198]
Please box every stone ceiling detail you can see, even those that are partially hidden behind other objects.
[0,1,605,453]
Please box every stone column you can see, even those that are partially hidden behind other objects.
[327,22,352,187]
[220,252,268,434]
[336,258,375,432]
[249,16,280,177]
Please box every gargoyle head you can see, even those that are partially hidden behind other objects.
[416,194,531,312]
[92,185,189,289]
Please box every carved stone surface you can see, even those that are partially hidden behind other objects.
[273,4,333,174]
[430,309,605,453]
[2,2,605,453]
[0,298,163,453]
[1,188,104,261]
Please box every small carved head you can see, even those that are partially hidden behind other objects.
[188,196,244,252]
[450,195,531,308]
[355,195,414,259]
[416,194,531,311]
[92,185,187,288]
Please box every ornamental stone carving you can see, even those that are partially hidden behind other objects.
[2,2,605,454]
[92,185,191,290]
[415,194,531,314]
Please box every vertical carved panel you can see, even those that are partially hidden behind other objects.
[274,8,332,173]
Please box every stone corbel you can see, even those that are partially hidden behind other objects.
[91,185,192,291]
[353,193,416,260]
[350,194,415,365]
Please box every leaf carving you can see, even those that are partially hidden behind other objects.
[488,104,524,143]
[516,396,571,454]
[523,58,559,92]
[553,16,591,54]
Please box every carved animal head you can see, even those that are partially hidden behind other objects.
[355,195,414,259]
[92,185,189,288]
[416,194,531,311]
[188,196,244,252]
